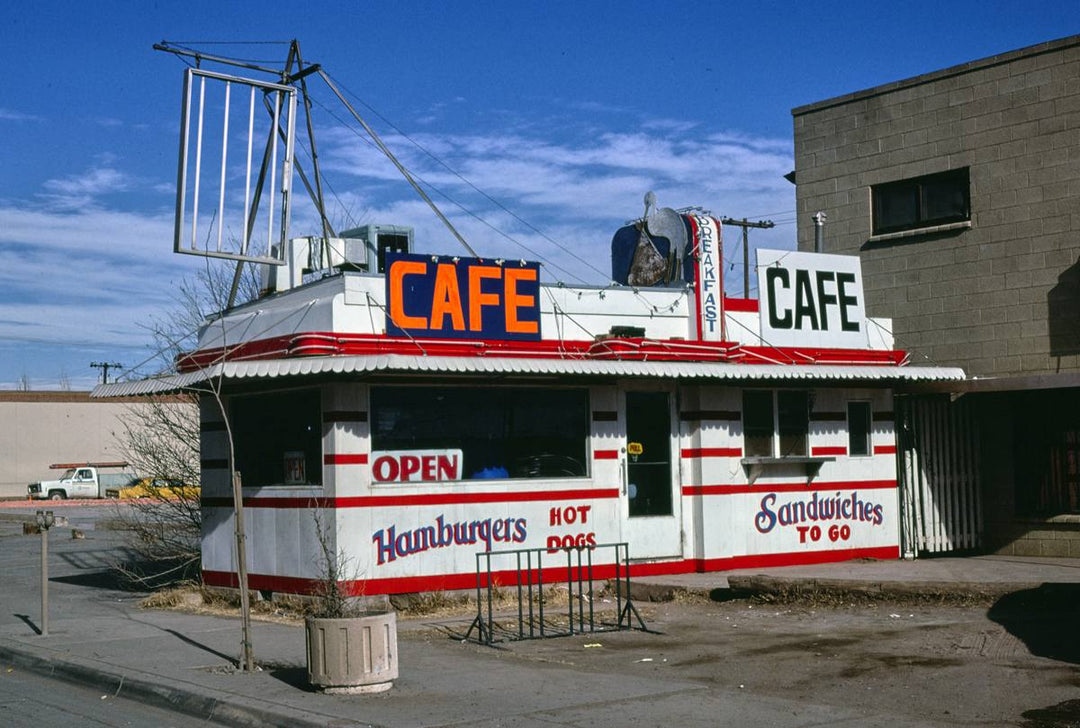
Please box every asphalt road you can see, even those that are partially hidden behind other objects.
[0,666,225,727]
[1,505,1079,726]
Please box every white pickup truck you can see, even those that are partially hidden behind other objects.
[27,463,137,500]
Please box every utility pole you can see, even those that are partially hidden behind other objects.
[90,362,124,385]
[720,218,775,298]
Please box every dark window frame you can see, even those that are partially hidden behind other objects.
[871,168,970,235]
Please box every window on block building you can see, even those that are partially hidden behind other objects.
[743,390,809,458]
[847,401,872,457]
[871,168,970,235]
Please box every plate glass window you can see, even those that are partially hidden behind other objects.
[371,386,588,480]
[777,391,809,456]
[872,168,970,235]
[743,390,809,457]
[743,390,775,457]
[232,389,323,487]
[847,401,872,457]
[625,392,673,517]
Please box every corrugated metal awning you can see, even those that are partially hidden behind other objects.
[92,355,966,398]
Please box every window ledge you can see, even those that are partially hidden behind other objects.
[868,220,971,243]
[740,456,835,485]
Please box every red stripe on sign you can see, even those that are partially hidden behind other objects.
[201,488,621,510]
[682,479,897,496]
[811,446,847,456]
[873,445,897,455]
[323,454,368,465]
[593,449,619,460]
[202,545,900,596]
[681,447,742,458]
[723,297,759,313]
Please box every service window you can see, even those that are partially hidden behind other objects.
[871,168,969,235]
[743,390,774,457]
[743,390,809,458]
[371,386,588,480]
[231,388,323,487]
[847,401,872,457]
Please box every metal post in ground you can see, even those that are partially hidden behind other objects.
[35,510,54,637]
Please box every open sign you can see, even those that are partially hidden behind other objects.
[385,253,541,341]
[371,449,464,483]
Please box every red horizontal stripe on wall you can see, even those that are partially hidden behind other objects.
[873,445,897,455]
[682,479,897,496]
[593,449,619,460]
[323,454,368,465]
[681,447,742,458]
[201,487,621,510]
[811,446,847,456]
[724,297,759,312]
[202,545,899,596]
[694,545,899,573]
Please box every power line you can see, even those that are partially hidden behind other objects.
[306,95,592,285]
[320,71,612,282]
[90,361,124,385]
[720,217,775,298]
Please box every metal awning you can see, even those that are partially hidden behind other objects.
[91,355,966,397]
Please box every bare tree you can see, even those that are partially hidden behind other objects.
[111,261,259,588]
[112,394,202,587]
[16,372,31,391]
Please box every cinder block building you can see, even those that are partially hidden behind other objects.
[0,391,196,499]
[792,35,1080,557]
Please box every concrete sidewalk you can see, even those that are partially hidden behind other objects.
[2,553,1078,727]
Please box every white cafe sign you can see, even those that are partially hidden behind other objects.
[756,249,867,349]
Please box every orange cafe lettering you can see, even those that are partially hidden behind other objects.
[385,253,542,341]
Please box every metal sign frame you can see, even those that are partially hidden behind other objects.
[174,67,298,266]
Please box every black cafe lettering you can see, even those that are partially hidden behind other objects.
[764,267,860,333]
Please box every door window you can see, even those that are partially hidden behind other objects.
[626,392,672,517]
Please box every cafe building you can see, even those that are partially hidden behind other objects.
[97,215,963,596]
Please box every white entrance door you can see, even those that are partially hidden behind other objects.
[619,389,683,559]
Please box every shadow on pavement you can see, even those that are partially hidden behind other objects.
[987,583,1080,665]
[162,627,238,665]
[51,569,134,592]
[265,663,313,691]
[14,613,41,635]
[1020,698,1080,728]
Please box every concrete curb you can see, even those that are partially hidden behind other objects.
[724,574,1040,600]
[0,642,356,728]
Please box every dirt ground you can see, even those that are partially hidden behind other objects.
[440,588,1080,728]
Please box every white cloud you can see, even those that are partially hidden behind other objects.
[0,107,798,387]
[39,167,132,209]
[0,108,41,122]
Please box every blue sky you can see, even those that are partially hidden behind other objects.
[1,1,1077,389]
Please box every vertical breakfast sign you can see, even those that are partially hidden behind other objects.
[689,215,723,341]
